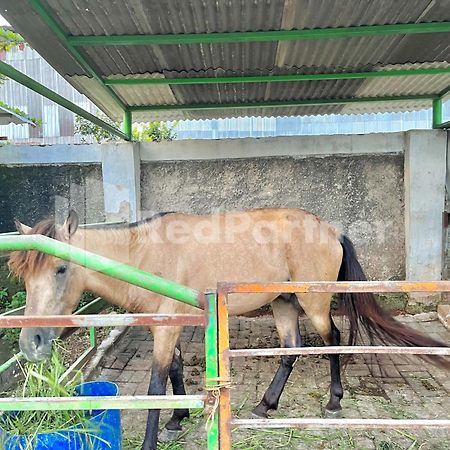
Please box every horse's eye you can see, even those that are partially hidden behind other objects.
[56,265,67,275]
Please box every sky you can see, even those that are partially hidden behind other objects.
[0,15,10,26]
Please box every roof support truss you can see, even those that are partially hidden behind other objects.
[68,22,450,46]
[104,67,450,86]
[129,94,437,112]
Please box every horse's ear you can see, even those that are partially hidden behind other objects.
[14,219,31,235]
[62,209,79,239]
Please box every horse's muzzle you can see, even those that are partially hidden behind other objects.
[19,327,55,362]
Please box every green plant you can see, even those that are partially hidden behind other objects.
[75,113,120,143]
[0,345,104,450]
[75,113,177,143]
[132,121,177,142]
[0,27,25,53]
[1,290,27,346]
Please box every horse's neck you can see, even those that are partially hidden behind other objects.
[73,228,152,311]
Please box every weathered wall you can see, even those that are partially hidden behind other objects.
[141,154,405,280]
[0,164,104,233]
[0,163,104,289]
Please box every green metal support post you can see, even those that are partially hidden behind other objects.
[433,98,443,128]
[204,292,220,450]
[0,60,129,141]
[123,110,133,141]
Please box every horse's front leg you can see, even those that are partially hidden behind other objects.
[142,326,181,450]
[158,339,189,442]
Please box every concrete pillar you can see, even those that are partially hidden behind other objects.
[404,130,447,300]
[101,142,141,222]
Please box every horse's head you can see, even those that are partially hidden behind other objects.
[8,210,86,362]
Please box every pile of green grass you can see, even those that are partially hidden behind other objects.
[0,345,93,449]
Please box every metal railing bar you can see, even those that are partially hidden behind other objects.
[229,345,450,357]
[0,313,205,328]
[0,395,206,411]
[231,418,450,430]
[219,280,450,294]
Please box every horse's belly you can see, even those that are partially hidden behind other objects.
[227,292,279,316]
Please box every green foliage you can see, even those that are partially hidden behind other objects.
[75,113,120,144]
[75,113,177,143]
[132,121,177,142]
[0,100,41,125]
[0,27,24,53]
[1,290,27,346]
[0,346,101,449]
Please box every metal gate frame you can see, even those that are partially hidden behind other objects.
[216,281,450,449]
[0,235,221,449]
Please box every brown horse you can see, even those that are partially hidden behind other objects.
[8,208,450,450]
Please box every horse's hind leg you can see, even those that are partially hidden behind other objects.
[159,339,190,442]
[297,293,343,417]
[142,326,181,450]
[252,294,302,418]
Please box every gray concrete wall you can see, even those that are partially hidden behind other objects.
[0,164,104,233]
[141,154,405,280]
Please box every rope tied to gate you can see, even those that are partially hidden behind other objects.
[204,377,232,431]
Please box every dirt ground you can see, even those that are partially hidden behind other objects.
[94,315,450,450]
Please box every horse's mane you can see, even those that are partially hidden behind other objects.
[8,218,62,278]
[8,212,174,278]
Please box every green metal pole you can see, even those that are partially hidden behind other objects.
[433,98,443,128]
[204,292,219,450]
[104,67,450,86]
[0,235,200,308]
[30,0,126,111]
[123,110,132,140]
[68,22,450,46]
[0,60,129,141]
[129,94,436,113]
[0,395,205,411]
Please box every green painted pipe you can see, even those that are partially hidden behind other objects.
[204,292,219,449]
[123,109,133,140]
[104,67,450,86]
[0,395,205,411]
[433,98,443,128]
[0,235,200,308]
[129,94,436,112]
[0,60,128,141]
[68,22,450,46]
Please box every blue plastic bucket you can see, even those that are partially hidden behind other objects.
[0,381,121,450]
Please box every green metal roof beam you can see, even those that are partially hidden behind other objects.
[30,0,126,111]
[104,67,450,86]
[129,95,436,112]
[68,22,450,47]
[0,60,129,140]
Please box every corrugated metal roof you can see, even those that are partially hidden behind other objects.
[2,0,450,122]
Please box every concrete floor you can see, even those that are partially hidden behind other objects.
[95,315,450,449]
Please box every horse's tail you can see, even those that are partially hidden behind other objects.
[338,234,450,369]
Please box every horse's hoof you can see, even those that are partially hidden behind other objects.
[251,407,269,419]
[324,408,343,419]
[158,428,183,442]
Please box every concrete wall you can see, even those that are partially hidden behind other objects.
[141,154,404,280]
[0,164,104,233]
